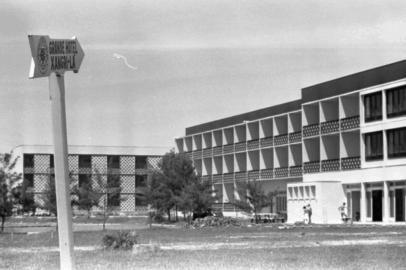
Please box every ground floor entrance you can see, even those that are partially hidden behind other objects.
[395,189,405,222]
[372,190,382,222]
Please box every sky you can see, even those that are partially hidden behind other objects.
[1,0,406,153]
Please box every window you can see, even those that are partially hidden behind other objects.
[107,156,120,169]
[24,174,34,188]
[107,175,120,207]
[24,154,34,168]
[78,155,91,168]
[135,156,147,169]
[50,155,54,168]
[78,174,91,188]
[365,131,383,161]
[387,127,406,158]
[136,175,147,187]
[387,86,406,118]
[364,92,382,122]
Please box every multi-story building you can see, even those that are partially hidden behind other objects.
[175,59,406,224]
[12,145,167,214]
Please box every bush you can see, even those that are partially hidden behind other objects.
[102,231,138,250]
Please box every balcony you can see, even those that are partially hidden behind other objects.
[235,171,247,182]
[274,134,288,146]
[247,139,260,150]
[192,150,202,159]
[289,131,302,144]
[212,174,223,184]
[289,165,302,177]
[321,159,340,172]
[223,144,234,155]
[260,137,273,148]
[213,146,222,156]
[260,168,273,179]
[235,142,247,152]
[274,167,289,178]
[184,152,193,160]
[201,175,212,182]
[24,167,34,174]
[340,116,360,131]
[202,148,212,158]
[247,170,259,181]
[303,124,320,137]
[223,173,234,183]
[304,161,320,174]
[321,120,339,134]
[341,156,361,170]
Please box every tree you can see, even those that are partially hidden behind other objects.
[71,174,103,218]
[41,174,58,216]
[233,180,277,224]
[0,153,21,232]
[143,151,215,223]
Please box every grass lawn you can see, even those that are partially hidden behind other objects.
[2,224,406,269]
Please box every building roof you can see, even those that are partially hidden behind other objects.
[12,145,168,156]
[185,99,302,135]
[302,59,406,103]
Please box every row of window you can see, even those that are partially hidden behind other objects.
[365,127,406,161]
[23,155,149,170]
[23,174,148,207]
[364,86,406,122]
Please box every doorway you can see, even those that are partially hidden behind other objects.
[351,191,360,221]
[395,189,404,222]
[372,190,382,222]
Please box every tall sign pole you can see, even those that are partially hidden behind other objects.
[28,35,84,270]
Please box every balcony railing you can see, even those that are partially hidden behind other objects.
[234,142,247,152]
[223,173,234,183]
[321,159,340,172]
[304,161,320,174]
[212,174,223,184]
[247,139,260,150]
[321,120,339,134]
[247,170,259,181]
[193,150,202,159]
[202,149,212,158]
[260,137,273,148]
[274,167,289,178]
[289,165,303,177]
[289,131,302,143]
[184,152,193,159]
[274,134,288,146]
[201,175,212,182]
[260,168,273,179]
[223,203,235,211]
[341,116,360,131]
[235,171,247,181]
[223,144,234,154]
[341,156,361,170]
[213,146,222,156]
[303,124,320,137]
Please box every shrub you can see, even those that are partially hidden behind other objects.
[102,231,138,250]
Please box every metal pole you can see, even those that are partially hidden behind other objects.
[49,72,75,270]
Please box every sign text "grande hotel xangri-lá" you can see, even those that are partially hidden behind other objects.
[49,40,78,71]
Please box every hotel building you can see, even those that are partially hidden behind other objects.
[12,145,166,214]
[175,59,406,224]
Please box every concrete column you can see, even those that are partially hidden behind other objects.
[360,183,367,222]
[383,181,390,223]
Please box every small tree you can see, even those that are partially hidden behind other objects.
[71,174,103,218]
[41,174,58,216]
[233,180,276,224]
[0,153,21,232]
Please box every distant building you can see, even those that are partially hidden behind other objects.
[175,59,406,224]
[12,145,167,214]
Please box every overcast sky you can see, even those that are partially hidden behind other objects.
[1,0,406,153]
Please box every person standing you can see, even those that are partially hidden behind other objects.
[307,204,312,224]
[303,205,309,224]
[338,202,348,221]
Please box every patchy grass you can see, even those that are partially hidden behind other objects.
[2,225,406,269]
